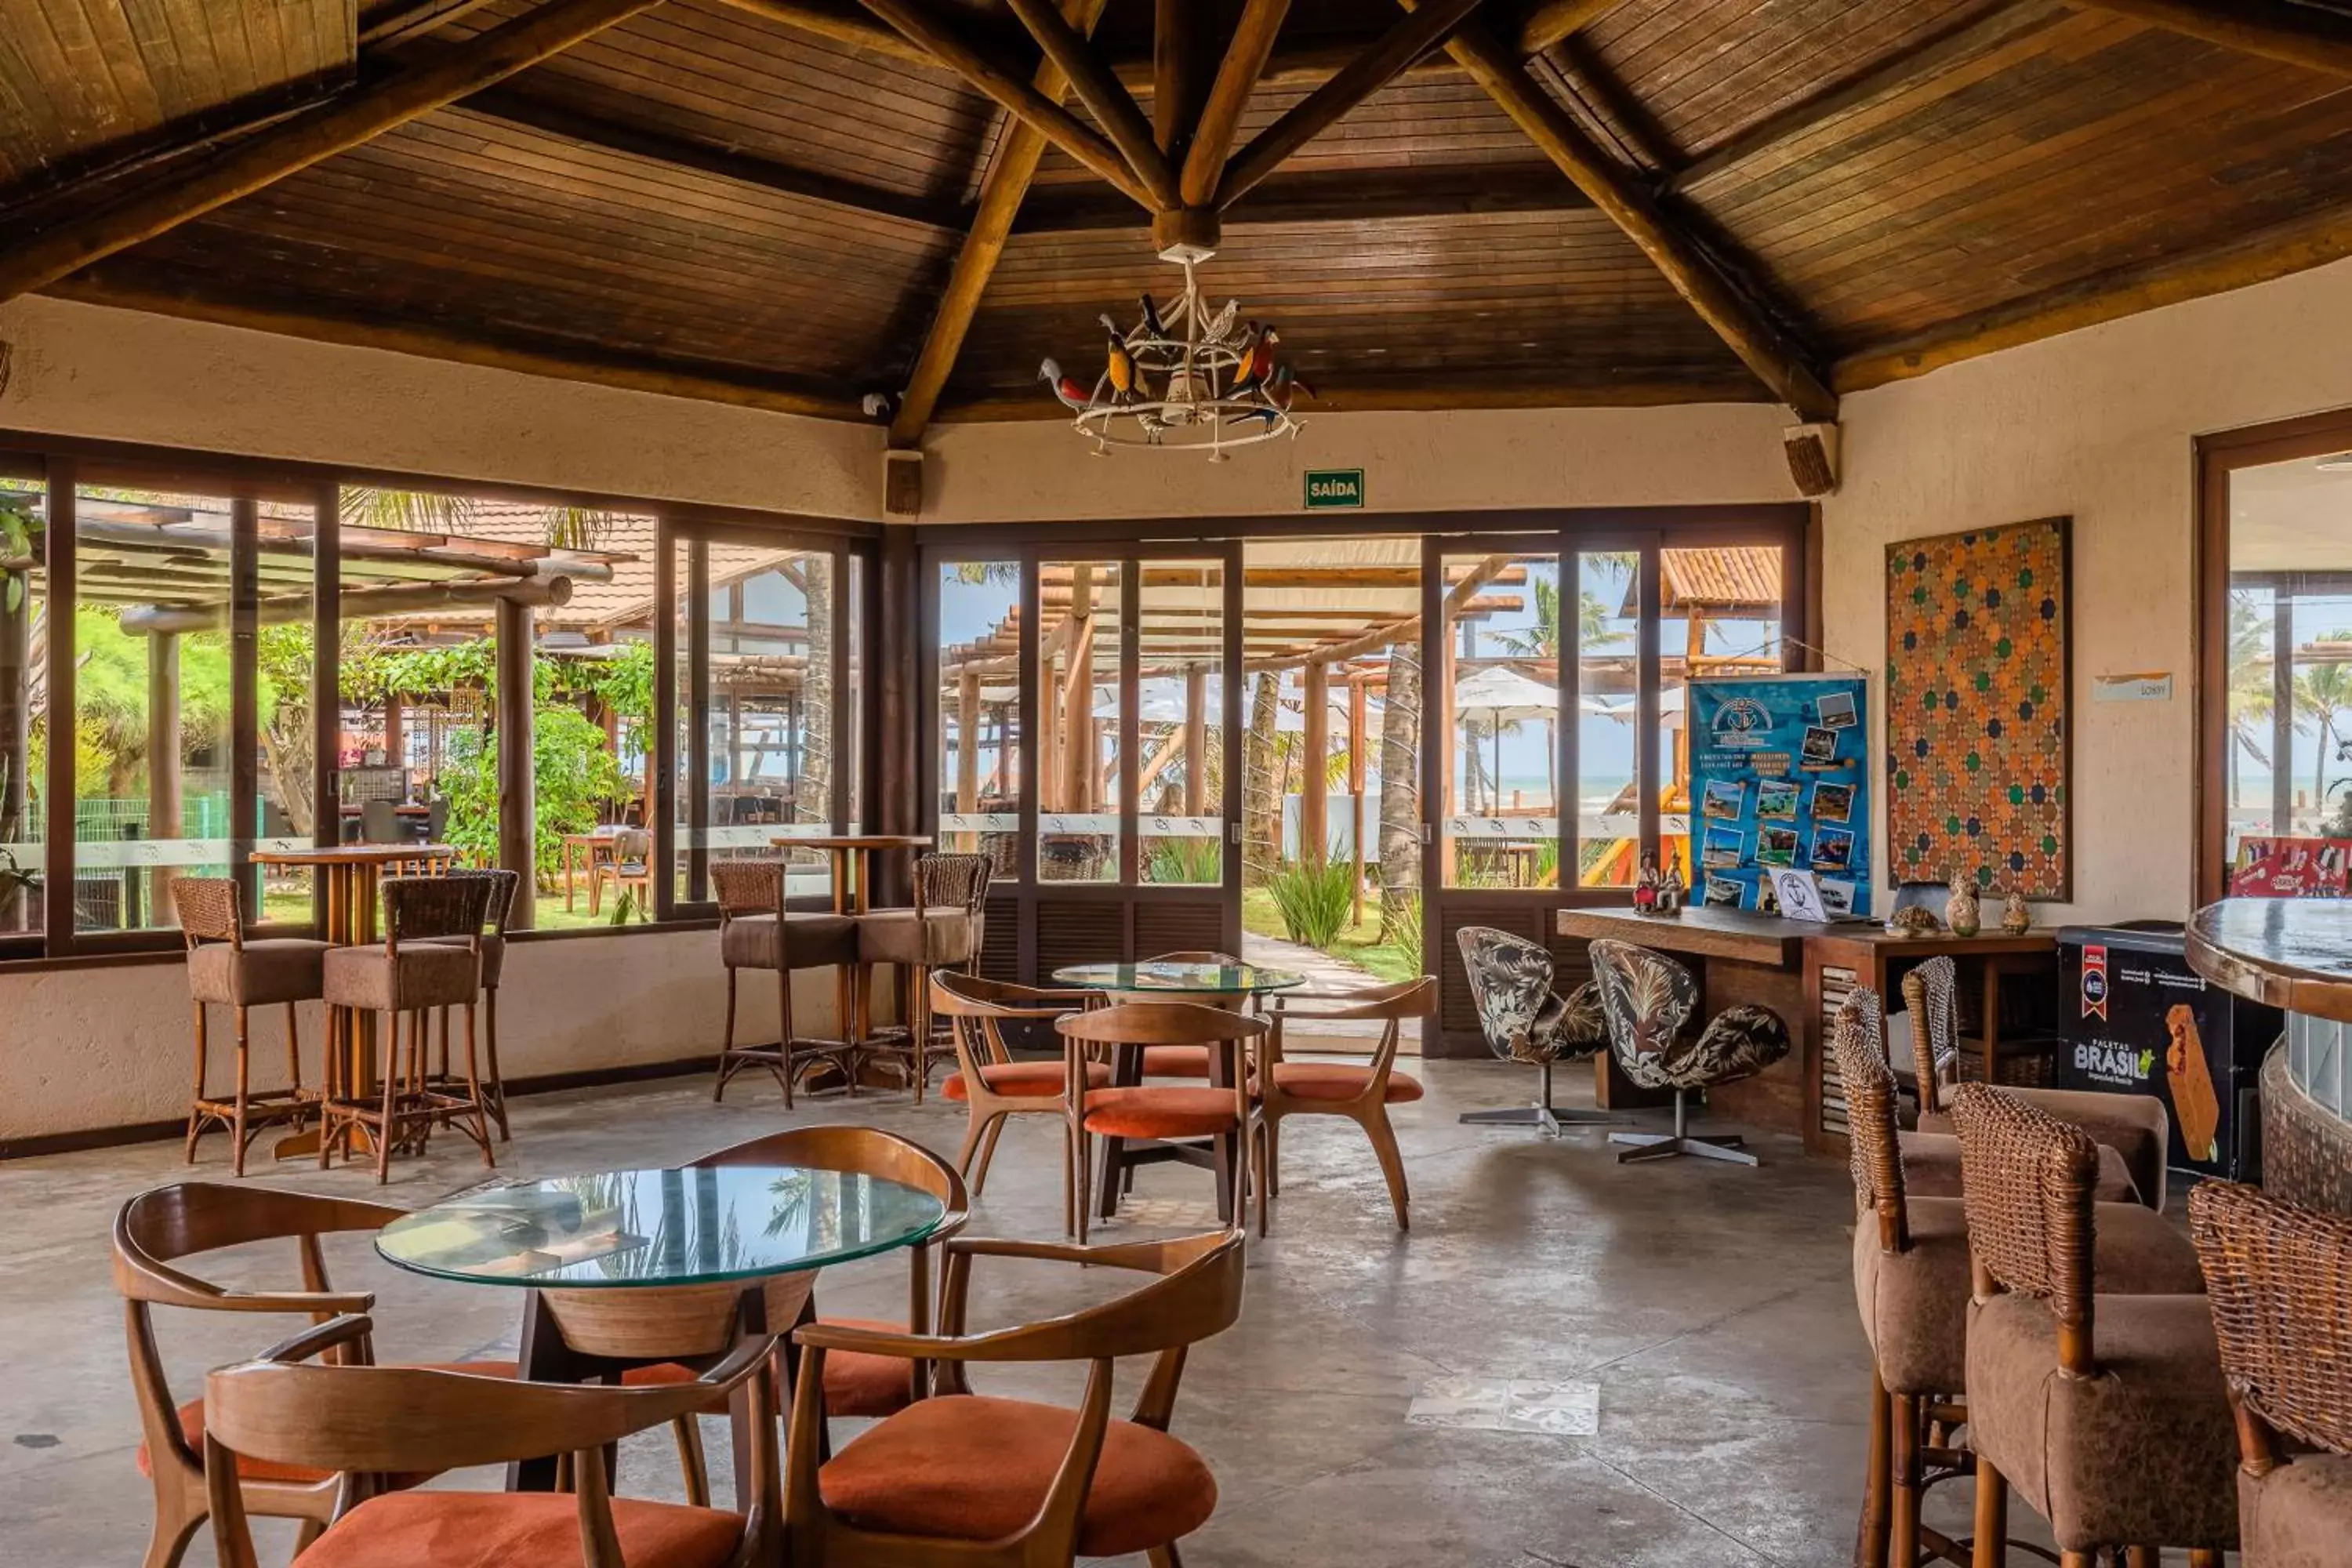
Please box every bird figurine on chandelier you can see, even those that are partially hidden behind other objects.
[1037,358,1091,412]
[1231,324,1278,397]
[1100,314,1141,404]
[1139,293,1169,339]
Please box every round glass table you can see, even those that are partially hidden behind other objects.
[1051,960,1306,1001]
[378,1166,946,1497]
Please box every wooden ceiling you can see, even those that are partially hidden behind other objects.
[5,0,2352,437]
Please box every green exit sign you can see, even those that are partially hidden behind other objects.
[1304,468,1364,510]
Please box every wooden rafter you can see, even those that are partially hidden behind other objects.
[1021,163,1593,231]
[1410,3,1838,421]
[361,0,504,46]
[1152,0,1209,156]
[851,0,1153,209]
[1181,0,1294,206]
[1517,0,1631,57]
[887,0,1114,445]
[1216,0,1487,209]
[2080,0,2352,78]
[0,0,666,309]
[1001,0,1178,206]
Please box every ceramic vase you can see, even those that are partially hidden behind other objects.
[2001,888,2031,936]
[1946,879,1980,938]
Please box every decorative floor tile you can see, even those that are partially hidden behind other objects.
[1406,1377,1600,1436]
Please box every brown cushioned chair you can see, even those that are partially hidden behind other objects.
[855,851,989,1102]
[1832,997,2204,1568]
[785,1229,1243,1568]
[1254,976,1436,1234]
[172,877,329,1178]
[2190,1178,2352,1568]
[710,858,860,1107]
[1131,952,1254,1079]
[201,1317,774,1568]
[419,866,520,1141]
[1950,1083,2237,1568]
[931,971,1105,1226]
[1906,955,2170,1210]
[1057,1003,1267,1244]
[113,1182,520,1568]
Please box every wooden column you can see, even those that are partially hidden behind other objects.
[0,559,27,931]
[1183,663,1207,815]
[42,464,74,947]
[1302,657,1329,866]
[1348,676,1367,926]
[956,667,982,814]
[495,595,537,930]
[148,629,183,919]
[230,498,259,916]
[1061,565,1095,812]
[310,480,341,867]
[2274,586,2296,833]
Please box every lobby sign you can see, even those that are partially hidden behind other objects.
[1304,468,1364,510]
[1689,673,1872,916]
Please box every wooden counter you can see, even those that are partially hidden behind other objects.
[2187,898,2352,1025]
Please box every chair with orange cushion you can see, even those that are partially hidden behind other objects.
[785,1228,1243,1568]
[1133,952,1250,1079]
[1057,1003,1268,1245]
[931,971,1105,1218]
[628,1125,974,1505]
[113,1182,520,1568]
[201,1315,776,1568]
[1254,977,1436,1235]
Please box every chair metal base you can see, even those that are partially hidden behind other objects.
[1457,1059,1624,1138]
[1608,1086,1759,1166]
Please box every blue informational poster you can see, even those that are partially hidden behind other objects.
[1687,674,1872,917]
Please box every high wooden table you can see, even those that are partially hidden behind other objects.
[776,833,931,1045]
[2187,897,2352,1024]
[252,842,455,1156]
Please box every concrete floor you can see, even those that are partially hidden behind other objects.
[0,1058,1876,1567]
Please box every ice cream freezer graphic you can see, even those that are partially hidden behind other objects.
[1687,673,1871,916]
[2054,922,2277,1182]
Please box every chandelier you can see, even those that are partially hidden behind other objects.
[1039,257,1312,459]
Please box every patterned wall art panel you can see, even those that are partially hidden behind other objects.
[1885,517,2071,899]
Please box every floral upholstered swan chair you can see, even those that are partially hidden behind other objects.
[1455,926,1613,1136]
[1587,938,1789,1167]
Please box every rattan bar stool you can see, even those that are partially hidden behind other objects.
[172,877,329,1178]
[319,874,496,1183]
[854,851,990,1101]
[710,858,860,1106]
[420,866,520,1141]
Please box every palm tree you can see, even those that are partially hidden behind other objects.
[2226,591,2275,809]
[2295,650,2352,817]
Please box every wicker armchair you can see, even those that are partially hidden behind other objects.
[1454,926,1614,1135]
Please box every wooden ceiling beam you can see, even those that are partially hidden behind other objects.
[1517,0,1631,57]
[361,0,503,47]
[887,0,1115,446]
[1216,0,1487,209]
[1002,0,1178,207]
[0,0,666,309]
[1152,0,1210,158]
[1019,162,1593,230]
[1412,4,1838,421]
[1182,0,1294,207]
[933,370,1771,421]
[851,0,1154,209]
[2078,0,2352,78]
[710,0,962,69]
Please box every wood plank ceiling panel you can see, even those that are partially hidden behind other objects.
[430,0,996,201]
[106,107,955,385]
[1700,9,2352,349]
[938,209,1760,412]
[0,0,354,200]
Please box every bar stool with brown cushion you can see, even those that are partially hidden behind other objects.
[201,1320,775,1568]
[114,1182,520,1568]
[1057,1003,1268,1245]
[419,866,520,1141]
[1254,976,1436,1235]
[1950,1083,2238,1568]
[786,1228,1242,1568]
[1832,1004,2204,1568]
[172,877,329,1178]
[1906,955,2171,1210]
[2190,1178,2352,1568]
[710,858,860,1108]
[319,875,495,1184]
[855,851,990,1102]
[931,971,1109,1222]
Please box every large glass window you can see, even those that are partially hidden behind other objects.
[1037,561,1121,883]
[936,561,1021,875]
[1441,551,1559,889]
[1573,551,1641,887]
[1139,561,1222,885]
[0,476,44,941]
[710,546,837,903]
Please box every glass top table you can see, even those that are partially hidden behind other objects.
[376,1166,947,1290]
[1051,960,1307,996]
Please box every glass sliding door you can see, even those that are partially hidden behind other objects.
[935,559,1022,875]
[1439,550,1561,891]
[1572,549,1642,887]
[1036,560,1122,884]
[1138,560,1224,885]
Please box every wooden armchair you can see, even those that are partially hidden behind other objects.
[1255,976,1436,1233]
[112,1181,514,1568]
[203,1315,775,1568]
[1056,1003,1267,1243]
[783,1229,1243,1568]
[930,971,1105,1217]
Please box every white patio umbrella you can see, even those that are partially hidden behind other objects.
[1455,666,1558,811]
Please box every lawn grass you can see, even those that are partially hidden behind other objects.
[1241,885,1420,984]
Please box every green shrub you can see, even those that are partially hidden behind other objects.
[1373,892,1423,976]
[1147,836,1223,885]
[445,704,626,884]
[1265,858,1355,948]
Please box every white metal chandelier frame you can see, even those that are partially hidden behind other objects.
[1068,257,1302,459]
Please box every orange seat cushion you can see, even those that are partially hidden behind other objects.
[295,1490,742,1568]
[818,1393,1215,1557]
[140,1362,517,1484]
[942,1060,1111,1102]
[625,1323,913,1419]
[1270,1062,1425,1103]
[1083,1086,1242,1140]
[1141,1044,1214,1076]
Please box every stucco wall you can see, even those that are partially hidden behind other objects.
[1822,254,2352,925]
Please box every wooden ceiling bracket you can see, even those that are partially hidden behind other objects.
[1181,0,1294,208]
[1001,0,1178,207]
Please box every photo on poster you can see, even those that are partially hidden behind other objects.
[1812,824,1857,871]
[1816,689,1859,730]
[1755,877,1780,914]
[1755,779,1802,820]
[1705,873,1745,908]
[1818,877,1857,916]
[1811,780,1855,823]
[1757,826,1799,866]
[1800,724,1841,768]
[1702,825,1746,868]
[1700,779,1748,821]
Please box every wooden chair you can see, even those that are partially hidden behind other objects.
[710,858,860,1107]
[1136,952,1250,1080]
[784,1229,1243,1568]
[856,851,992,1102]
[1831,1002,2201,1568]
[112,1181,517,1568]
[172,877,329,1177]
[203,1316,775,1568]
[421,866,521,1142]
[931,971,1108,1224]
[2190,1178,2352,1567]
[596,826,657,916]
[633,1126,975,1506]
[1056,1002,1267,1243]
[319,874,496,1182]
[1254,976,1436,1233]
[1949,1084,2237,1568]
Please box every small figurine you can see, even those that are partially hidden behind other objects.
[2002,887,2032,936]
[1946,876,1981,938]
[1889,904,1942,938]
[1659,862,1686,914]
[1633,848,1661,913]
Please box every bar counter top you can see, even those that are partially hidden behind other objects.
[2187,898,2352,1025]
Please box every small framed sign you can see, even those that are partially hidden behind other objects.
[1304,468,1363,510]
